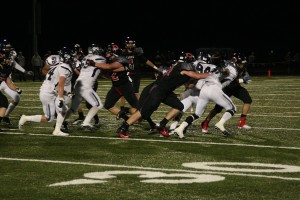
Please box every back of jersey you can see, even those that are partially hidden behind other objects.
[78,54,106,88]
[40,66,60,94]
[194,60,219,90]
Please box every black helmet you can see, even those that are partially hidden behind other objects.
[125,36,136,50]
[0,38,13,59]
[197,51,212,64]
[106,43,122,56]
[179,51,195,63]
[232,52,247,64]
[59,46,74,64]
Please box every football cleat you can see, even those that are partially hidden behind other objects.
[52,129,69,136]
[72,117,84,125]
[94,119,100,127]
[201,120,209,133]
[238,124,252,129]
[238,117,251,129]
[156,125,170,137]
[172,127,185,139]
[18,115,26,130]
[215,122,231,137]
[116,126,129,138]
[80,123,95,131]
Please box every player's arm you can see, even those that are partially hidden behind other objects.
[42,63,51,75]
[180,70,210,79]
[145,60,159,71]
[88,59,123,70]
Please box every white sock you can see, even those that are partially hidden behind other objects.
[82,106,100,125]
[26,115,42,122]
[54,113,64,131]
[178,121,188,131]
[219,111,233,124]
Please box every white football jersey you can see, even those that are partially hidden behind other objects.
[193,60,219,90]
[46,55,61,68]
[76,54,106,89]
[40,63,73,94]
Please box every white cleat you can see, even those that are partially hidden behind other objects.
[173,127,185,139]
[18,115,26,130]
[215,122,231,137]
[52,129,69,136]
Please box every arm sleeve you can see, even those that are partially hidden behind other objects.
[13,61,26,73]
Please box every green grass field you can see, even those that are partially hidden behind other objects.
[1,76,300,200]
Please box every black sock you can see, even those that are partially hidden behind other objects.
[160,118,169,127]
[94,114,99,121]
[146,118,156,128]
[78,112,84,118]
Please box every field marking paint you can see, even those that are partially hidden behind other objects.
[1,157,300,186]
[2,132,300,150]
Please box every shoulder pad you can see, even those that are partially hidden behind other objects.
[135,47,144,55]
[113,56,130,65]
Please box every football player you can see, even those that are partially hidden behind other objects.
[115,52,210,138]
[87,43,139,126]
[172,53,238,138]
[201,53,252,132]
[118,36,158,112]
[19,47,74,136]
[63,44,106,131]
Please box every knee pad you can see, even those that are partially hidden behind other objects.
[226,109,236,116]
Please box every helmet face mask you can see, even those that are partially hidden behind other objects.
[106,43,121,58]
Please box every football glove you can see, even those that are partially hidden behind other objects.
[16,87,23,94]
[56,97,64,112]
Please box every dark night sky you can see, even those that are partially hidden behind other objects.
[3,0,300,60]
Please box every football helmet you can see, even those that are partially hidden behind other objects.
[73,44,81,54]
[179,51,195,63]
[125,36,136,50]
[0,39,13,59]
[88,44,104,55]
[197,52,212,63]
[59,47,74,64]
[232,52,247,64]
[106,43,122,56]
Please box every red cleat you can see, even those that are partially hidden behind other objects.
[201,120,209,133]
[158,126,170,137]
